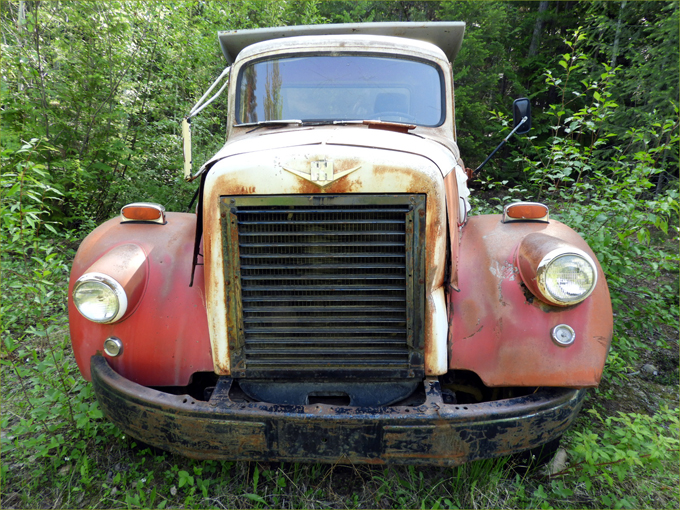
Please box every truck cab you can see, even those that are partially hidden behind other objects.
[69,23,613,465]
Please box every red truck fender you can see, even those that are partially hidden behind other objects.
[449,215,613,387]
[69,212,213,386]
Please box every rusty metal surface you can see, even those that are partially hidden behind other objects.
[69,213,214,386]
[203,136,451,376]
[220,194,427,382]
[443,171,460,289]
[199,36,465,381]
[91,354,585,465]
[425,287,448,375]
[449,215,613,387]
[209,125,459,180]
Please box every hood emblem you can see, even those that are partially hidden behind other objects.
[282,159,361,188]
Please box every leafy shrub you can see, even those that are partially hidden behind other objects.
[1,138,120,504]
[501,31,679,374]
[555,407,679,508]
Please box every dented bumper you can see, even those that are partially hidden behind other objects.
[91,355,585,465]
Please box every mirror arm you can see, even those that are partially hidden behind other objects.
[474,116,527,174]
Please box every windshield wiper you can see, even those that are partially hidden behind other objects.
[237,120,303,133]
[318,119,417,129]
[241,119,361,131]
[238,119,416,133]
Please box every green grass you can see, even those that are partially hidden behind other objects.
[1,310,678,509]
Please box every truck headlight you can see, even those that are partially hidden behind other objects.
[538,251,597,305]
[517,233,598,306]
[73,272,128,323]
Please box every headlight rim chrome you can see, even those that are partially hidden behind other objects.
[535,247,598,306]
[73,272,128,324]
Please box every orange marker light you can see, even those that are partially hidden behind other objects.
[503,202,549,223]
[121,202,166,224]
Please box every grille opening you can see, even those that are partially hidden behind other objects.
[308,393,351,406]
[223,195,425,380]
[150,372,219,402]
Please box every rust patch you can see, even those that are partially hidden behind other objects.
[209,177,250,197]
[493,318,503,340]
[333,158,362,173]
[373,164,416,184]
[424,305,436,363]
[92,355,586,465]
[595,335,611,347]
[443,171,459,289]
[519,282,535,304]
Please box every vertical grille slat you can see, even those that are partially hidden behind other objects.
[222,194,425,379]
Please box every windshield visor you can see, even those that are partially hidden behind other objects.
[236,55,444,126]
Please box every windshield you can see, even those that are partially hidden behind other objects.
[236,55,444,126]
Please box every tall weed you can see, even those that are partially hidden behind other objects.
[1,139,118,503]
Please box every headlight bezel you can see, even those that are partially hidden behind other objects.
[72,272,128,324]
[517,233,598,307]
[535,248,598,306]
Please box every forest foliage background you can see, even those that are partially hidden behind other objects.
[1,1,679,509]
[2,0,678,225]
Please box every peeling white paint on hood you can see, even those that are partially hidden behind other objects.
[203,126,459,178]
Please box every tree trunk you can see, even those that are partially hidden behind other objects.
[16,1,26,90]
[611,1,627,68]
[528,1,550,58]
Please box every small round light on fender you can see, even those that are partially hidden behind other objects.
[103,337,124,357]
[551,324,575,346]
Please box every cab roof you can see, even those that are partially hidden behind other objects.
[218,22,465,64]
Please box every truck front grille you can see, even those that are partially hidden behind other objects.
[221,194,426,380]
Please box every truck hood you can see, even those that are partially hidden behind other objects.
[202,126,460,179]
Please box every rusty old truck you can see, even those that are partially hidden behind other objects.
[68,22,613,465]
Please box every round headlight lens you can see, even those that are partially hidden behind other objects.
[540,253,596,305]
[73,273,127,323]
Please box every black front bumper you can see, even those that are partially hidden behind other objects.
[91,355,585,465]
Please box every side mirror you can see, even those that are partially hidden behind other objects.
[474,97,533,174]
[513,98,531,135]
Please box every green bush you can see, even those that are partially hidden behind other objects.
[501,30,679,374]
